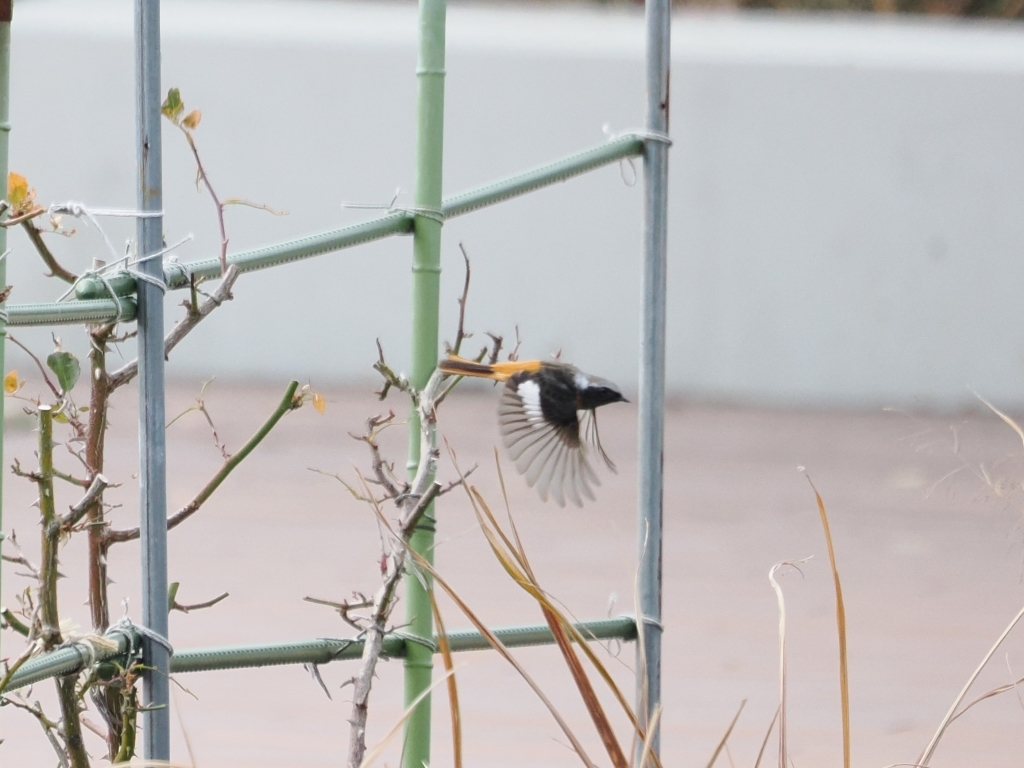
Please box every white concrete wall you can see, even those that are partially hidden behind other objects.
[8,0,1024,408]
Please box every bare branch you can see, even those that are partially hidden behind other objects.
[350,413,404,499]
[178,124,230,277]
[7,334,61,400]
[372,339,409,401]
[107,380,301,543]
[445,243,472,357]
[61,473,109,529]
[108,264,240,390]
[21,221,77,284]
[170,588,229,615]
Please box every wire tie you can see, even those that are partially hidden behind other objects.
[401,206,445,225]
[111,615,174,657]
[638,615,664,631]
[393,631,437,654]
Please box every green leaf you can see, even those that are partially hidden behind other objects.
[167,582,180,610]
[53,411,69,424]
[46,350,80,393]
[161,88,184,121]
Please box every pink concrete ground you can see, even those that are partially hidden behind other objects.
[3,381,1024,767]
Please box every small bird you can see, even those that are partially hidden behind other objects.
[437,355,627,507]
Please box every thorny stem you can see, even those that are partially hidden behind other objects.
[106,380,302,543]
[35,406,90,768]
[346,369,446,768]
[107,265,240,391]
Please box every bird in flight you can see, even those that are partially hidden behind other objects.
[437,355,627,507]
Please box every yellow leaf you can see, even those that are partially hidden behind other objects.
[3,370,18,394]
[182,109,202,131]
[7,171,35,213]
[312,392,326,415]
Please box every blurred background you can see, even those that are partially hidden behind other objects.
[4,2,1024,767]
[9,0,1024,409]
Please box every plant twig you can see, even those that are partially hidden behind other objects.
[61,473,109,529]
[346,369,448,768]
[108,265,240,391]
[169,582,229,614]
[106,380,301,543]
[447,243,472,357]
[8,334,61,400]
[22,220,77,284]
[34,405,90,768]
[177,123,230,276]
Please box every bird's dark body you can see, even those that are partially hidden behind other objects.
[512,368,578,429]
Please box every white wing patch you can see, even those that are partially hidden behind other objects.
[498,378,601,508]
[516,379,546,427]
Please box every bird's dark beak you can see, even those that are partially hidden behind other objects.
[621,396,629,403]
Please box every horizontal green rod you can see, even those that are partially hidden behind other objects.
[172,615,636,674]
[3,616,635,688]
[68,134,646,305]
[7,298,136,327]
[5,631,133,693]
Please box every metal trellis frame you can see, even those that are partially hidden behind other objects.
[0,0,670,765]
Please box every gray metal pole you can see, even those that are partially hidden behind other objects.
[638,0,670,759]
[134,0,170,760]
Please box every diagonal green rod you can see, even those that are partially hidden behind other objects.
[67,134,646,305]
[5,616,638,692]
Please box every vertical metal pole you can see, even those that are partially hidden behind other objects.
[135,0,170,761]
[0,0,11,702]
[402,0,446,764]
[638,0,670,760]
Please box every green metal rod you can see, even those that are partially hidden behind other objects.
[403,0,447,761]
[69,134,646,305]
[442,134,644,219]
[6,299,136,327]
[4,617,637,688]
[4,632,133,694]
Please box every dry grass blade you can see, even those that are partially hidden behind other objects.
[406,547,600,768]
[480,452,664,768]
[471,482,656,767]
[946,673,1024,725]
[770,559,809,768]
[357,668,457,768]
[541,603,630,768]
[803,472,851,768]
[752,706,780,768]
[973,390,1024,451]
[704,699,746,768]
[916,601,1024,766]
[637,704,662,768]
[429,588,462,768]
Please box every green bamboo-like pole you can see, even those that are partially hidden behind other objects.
[403,0,446,763]
[0,1,12,720]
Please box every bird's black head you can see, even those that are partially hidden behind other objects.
[575,372,628,410]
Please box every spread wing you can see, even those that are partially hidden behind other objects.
[498,377,600,508]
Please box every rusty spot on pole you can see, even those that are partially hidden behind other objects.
[0,1,12,22]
